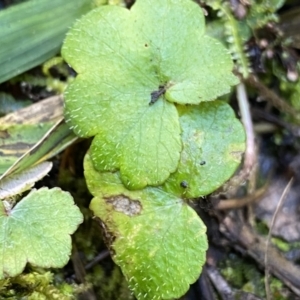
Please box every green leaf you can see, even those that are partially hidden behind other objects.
[164,101,246,198]
[62,0,238,189]
[85,153,208,300]
[0,119,77,178]
[0,0,94,84]
[89,98,181,189]
[258,0,285,12]
[0,188,83,279]
[0,123,53,175]
[0,119,77,180]
[0,162,52,199]
[0,96,73,177]
[130,0,238,104]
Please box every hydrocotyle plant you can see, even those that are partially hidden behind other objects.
[62,0,246,299]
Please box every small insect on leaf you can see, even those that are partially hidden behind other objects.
[149,85,166,105]
[180,180,189,188]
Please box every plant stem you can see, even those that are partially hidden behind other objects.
[237,82,256,180]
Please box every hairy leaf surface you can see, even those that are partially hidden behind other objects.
[62,0,237,189]
[163,101,246,198]
[0,188,83,279]
[85,154,208,300]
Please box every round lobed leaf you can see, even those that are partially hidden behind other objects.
[85,153,208,300]
[88,97,181,189]
[163,101,246,198]
[0,188,83,279]
[62,0,238,189]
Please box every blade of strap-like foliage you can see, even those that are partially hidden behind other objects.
[0,0,94,83]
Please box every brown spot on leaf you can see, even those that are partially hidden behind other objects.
[230,150,243,161]
[105,195,142,216]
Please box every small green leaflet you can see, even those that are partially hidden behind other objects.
[85,153,208,300]
[62,0,238,189]
[0,188,83,279]
[163,101,246,198]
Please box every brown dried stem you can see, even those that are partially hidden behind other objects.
[264,177,294,300]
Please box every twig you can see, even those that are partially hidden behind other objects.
[71,244,86,283]
[252,108,300,137]
[215,183,267,210]
[220,212,300,296]
[197,268,216,300]
[69,249,110,281]
[237,82,256,181]
[206,265,234,300]
[264,177,294,300]
[71,244,98,300]
[85,249,110,271]
[245,75,299,118]
[206,264,263,300]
